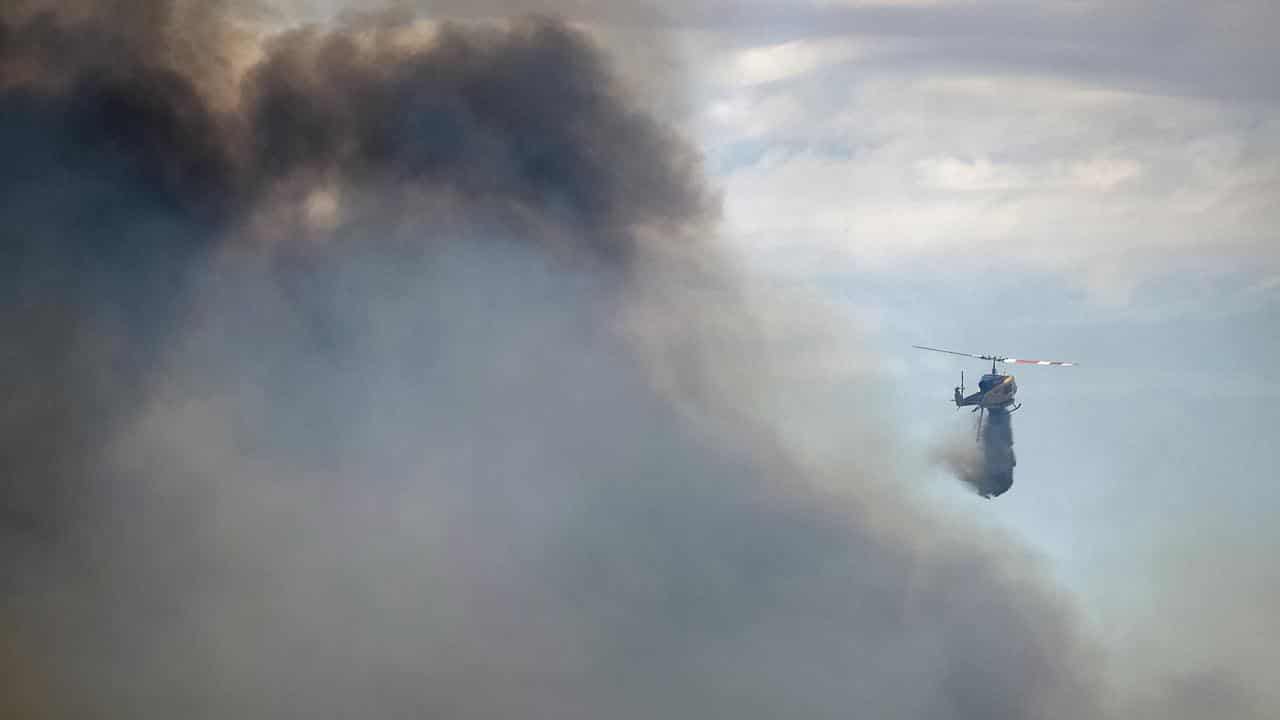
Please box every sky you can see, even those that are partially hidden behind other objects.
[335,0,1280,634]
[657,0,1280,677]
[664,0,1280,700]
[510,0,1280,702]
[3,0,1278,717]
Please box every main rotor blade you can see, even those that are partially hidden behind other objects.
[914,345,1078,366]
[1001,357,1078,366]
[911,345,986,360]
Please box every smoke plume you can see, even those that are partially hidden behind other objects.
[3,2,1246,718]
[978,408,1016,497]
[928,421,985,493]
[927,407,1014,498]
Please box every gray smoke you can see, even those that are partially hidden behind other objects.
[979,409,1015,497]
[928,421,984,494]
[926,408,1014,499]
[963,408,1015,499]
[1,2,1229,718]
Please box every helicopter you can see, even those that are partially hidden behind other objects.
[914,345,1077,498]
[912,345,1077,439]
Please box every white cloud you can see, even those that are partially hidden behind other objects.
[915,155,1028,191]
[1068,156,1142,190]
[697,62,1280,298]
[701,91,813,141]
[716,36,876,88]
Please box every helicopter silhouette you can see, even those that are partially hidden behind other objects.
[914,345,1076,431]
[914,345,1077,498]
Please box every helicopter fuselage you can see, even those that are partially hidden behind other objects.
[954,373,1017,409]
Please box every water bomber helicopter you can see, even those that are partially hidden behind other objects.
[913,345,1077,499]
[913,345,1077,436]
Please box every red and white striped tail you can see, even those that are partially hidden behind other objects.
[1004,358,1076,366]
[913,345,1078,367]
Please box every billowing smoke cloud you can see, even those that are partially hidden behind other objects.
[978,409,1015,497]
[927,408,1014,499]
[928,421,985,494]
[957,408,1015,499]
[3,2,1245,719]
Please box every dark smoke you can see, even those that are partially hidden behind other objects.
[924,370,1016,500]
[0,0,704,532]
[927,409,1015,499]
[953,407,1016,499]
[978,408,1015,498]
[0,2,1148,718]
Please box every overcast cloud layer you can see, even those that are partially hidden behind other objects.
[650,0,1280,301]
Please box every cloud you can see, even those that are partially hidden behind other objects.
[2,3,1275,719]
[711,36,879,88]
[700,67,1280,297]
[665,1,1280,298]
[0,3,1116,718]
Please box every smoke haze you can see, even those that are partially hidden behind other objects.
[978,408,1015,498]
[0,2,1270,718]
